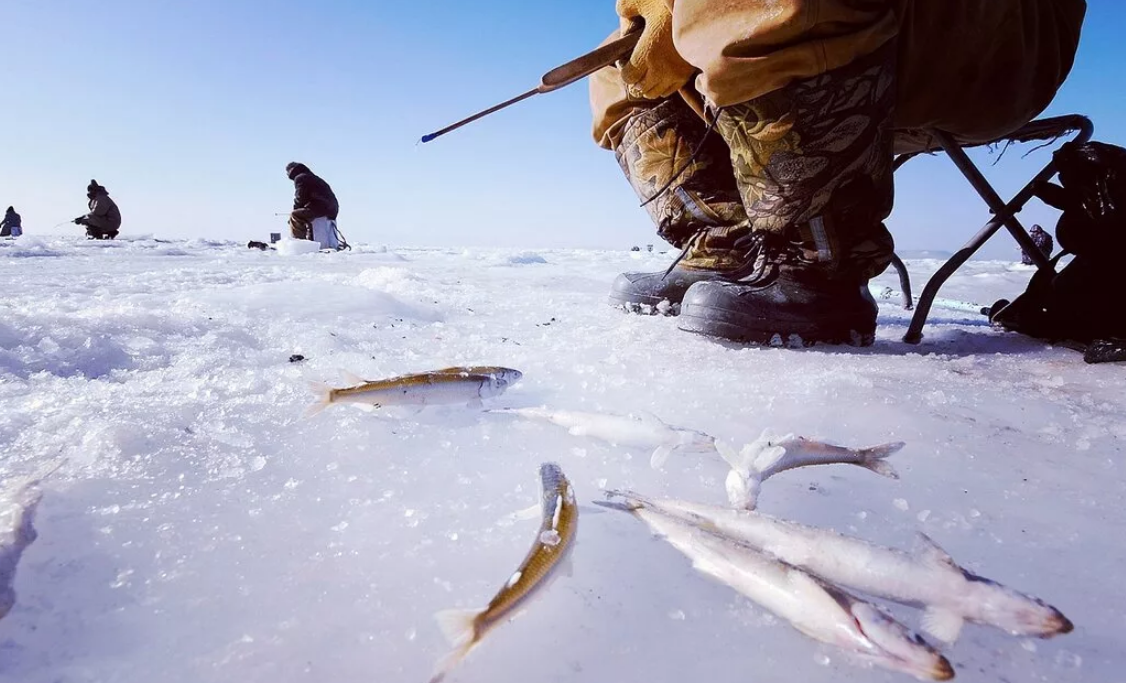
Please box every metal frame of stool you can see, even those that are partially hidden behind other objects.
[887,115,1094,343]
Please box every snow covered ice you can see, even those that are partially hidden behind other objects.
[1,235,1124,683]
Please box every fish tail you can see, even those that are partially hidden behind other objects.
[304,381,334,417]
[591,500,640,513]
[429,609,480,683]
[434,608,480,647]
[714,440,745,472]
[601,489,653,510]
[858,441,904,480]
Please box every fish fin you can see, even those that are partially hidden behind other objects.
[599,489,650,511]
[566,425,591,437]
[468,398,484,410]
[858,442,904,480]
[304,381,333,417]
[714,440,744,471]
[433,608,480,647]
[428,637,477,683]
[591,500,638,513]
[576,504,607,516]
[650,445,674,470]
[496,503,542,526]
[921,606,965,644]
[337,369,367,385]
[915,533,960,570]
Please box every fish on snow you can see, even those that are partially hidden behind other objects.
[607,490,1073,644]
[489,406,716,468]
[718,429,903,509]
[599,498,953,681]
[429,462,577,683]
[306,367,522,416]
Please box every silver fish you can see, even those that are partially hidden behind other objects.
[609,490,1073,643]
[489,406,716,468]
[306,366,522,416]
[718,429,903,509]
[430,463,577,683]
[601,499,953,680]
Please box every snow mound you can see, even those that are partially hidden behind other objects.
[504,251,548,265]
[0,236,64,258]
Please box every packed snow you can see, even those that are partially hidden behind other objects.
[1,235,1123,683]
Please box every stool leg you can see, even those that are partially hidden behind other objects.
[904,132,1063,343]
[888,254,913,309]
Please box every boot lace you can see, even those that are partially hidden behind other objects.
[663,227,811,284]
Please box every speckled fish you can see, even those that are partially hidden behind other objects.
[1,463,61,620]
[608,490,1073,644]
[305,367,522,416]
[718,429,903,509]
[429,462,577,683]
[599,497,954,681]
[489,406,716,468]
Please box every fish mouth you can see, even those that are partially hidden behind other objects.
[856,650,955,682]
[931,656,956,681]
[1050,610,1075,635]
[851,608,953,681]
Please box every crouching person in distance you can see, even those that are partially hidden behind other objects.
[286,162,342,250]
[74,180,121,240]
[1,206,21,237]
[596,0,1085,346]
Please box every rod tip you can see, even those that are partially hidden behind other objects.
[420,134,437,144]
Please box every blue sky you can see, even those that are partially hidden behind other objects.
[3,0,1123,258]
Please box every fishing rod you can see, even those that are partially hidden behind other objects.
[870,285,991,317]
[420,30,642,144]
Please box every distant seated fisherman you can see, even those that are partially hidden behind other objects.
[286,162,342,250]
[74,180,121,240]
[0,206,21,237]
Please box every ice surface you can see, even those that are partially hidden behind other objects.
[0,237,1124,683]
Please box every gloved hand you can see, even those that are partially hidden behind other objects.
[615,0,695,100]
[73,217,85,225]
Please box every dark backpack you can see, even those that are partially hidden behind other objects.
[991,141,1126,361]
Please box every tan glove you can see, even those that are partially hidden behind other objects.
[616,0,695,100]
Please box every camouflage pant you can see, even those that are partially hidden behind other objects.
[714,42,897,279]
[591,0,1083,279]
[592,48,896,279]
[289,209,316,240]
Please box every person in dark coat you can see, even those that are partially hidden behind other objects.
[285,162,339,246]
[0,207,21,237]
[74,180,122,240]
[1021,224,1055,265]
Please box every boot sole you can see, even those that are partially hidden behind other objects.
[678,305,875,347]
[607,294,681,317]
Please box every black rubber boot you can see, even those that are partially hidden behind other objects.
[607,265,728,315]
[675,44,897,346]
[677,233,877,346]
[678,275,877,346]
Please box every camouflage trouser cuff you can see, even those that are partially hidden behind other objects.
[614,97,747,250]
[716,41,897,279]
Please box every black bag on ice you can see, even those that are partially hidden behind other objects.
[991,141,1126,359]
